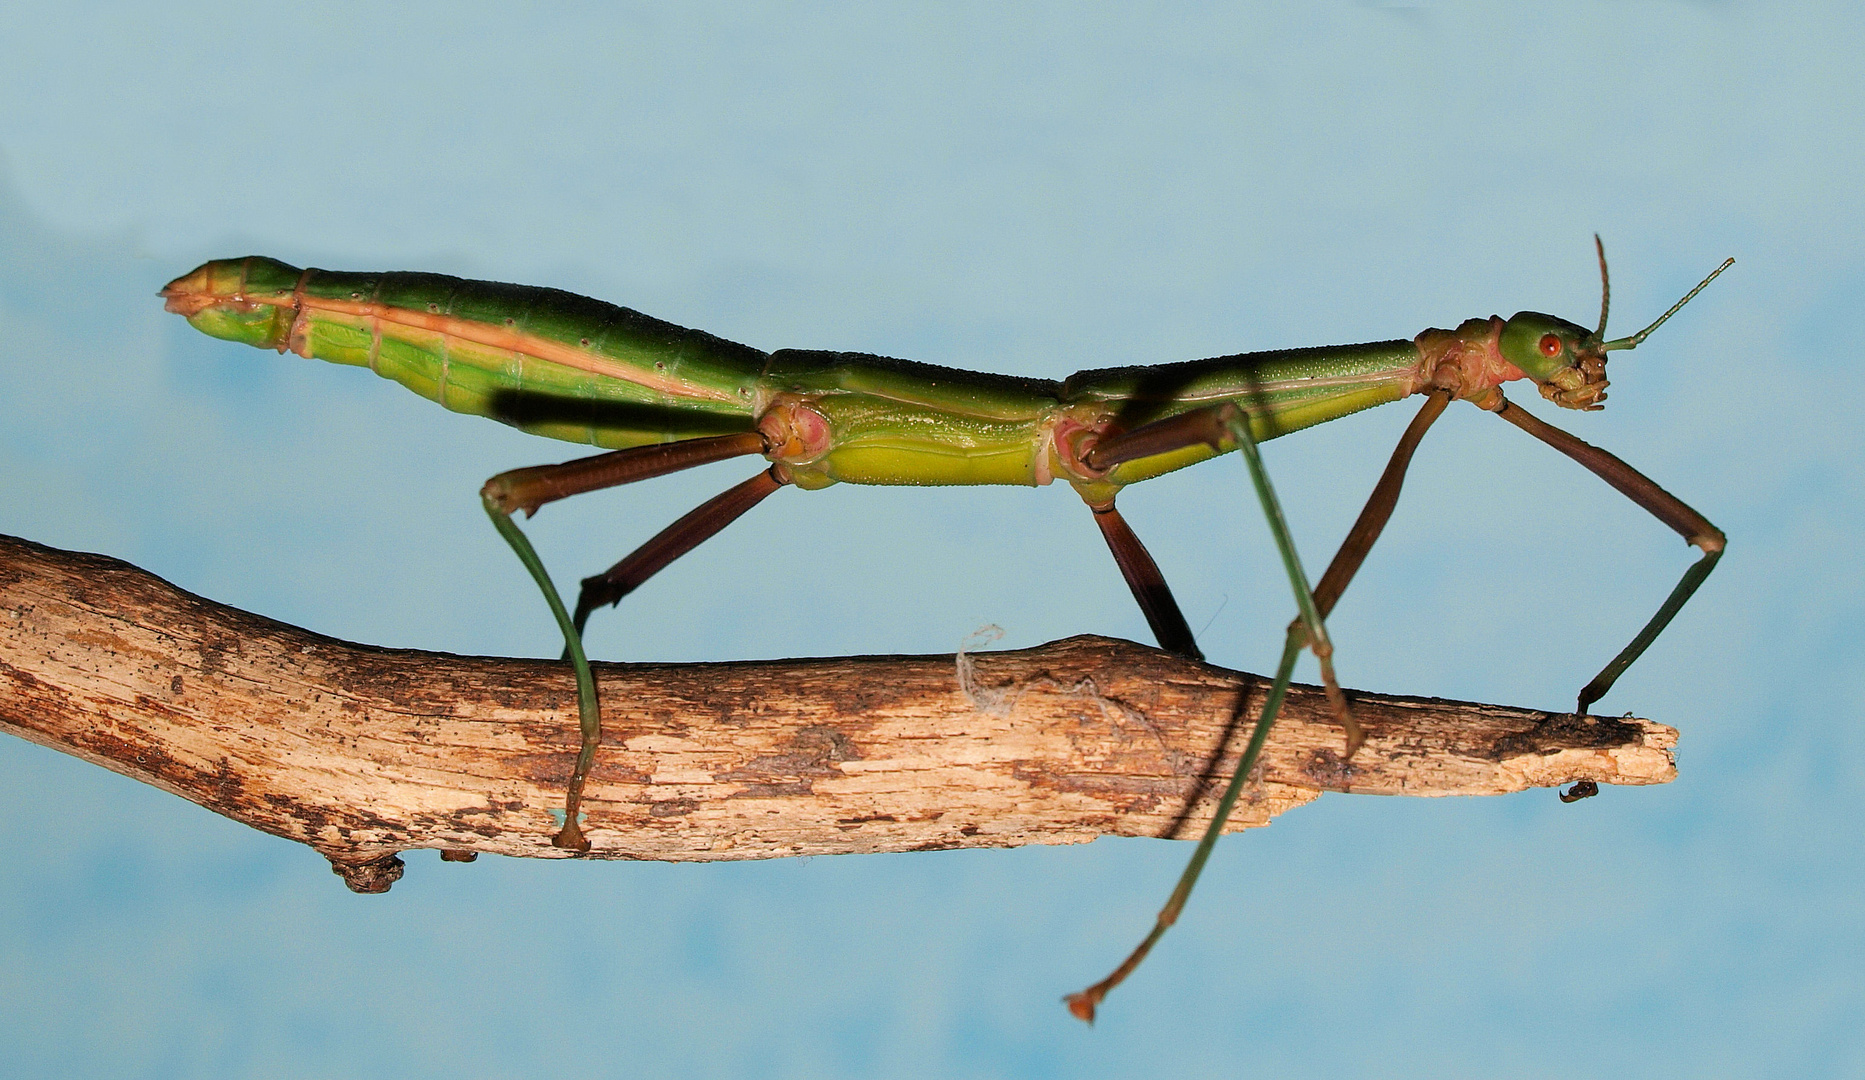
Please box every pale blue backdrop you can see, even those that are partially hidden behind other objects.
[1,4,1859,1077]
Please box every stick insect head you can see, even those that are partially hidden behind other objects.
[1498,309,1607,410]
[1497,238,1734,412]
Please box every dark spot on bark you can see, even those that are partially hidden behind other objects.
[79,727,183,781]
[729,781,814,799]
[718,725,860,797]
[433,801,527,841]
[693,686,767,718]
[958,824,980,836]
[0,660,43,693]
[1118,793,1164,817]
[1301,747,1356,790]
[837,814,898,825]
[170,674,184,695]
[213,757,244,802]
[1009,762,1184,799]
[1492,712,1645,759]
[649,798,699,817]
[194,632,238,678]
[510,750,649,788]
[910,838,961,852]
[439,849,479,862]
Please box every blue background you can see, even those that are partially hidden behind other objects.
[1,5,1859,1077]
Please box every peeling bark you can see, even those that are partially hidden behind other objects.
[0,535,1675,892]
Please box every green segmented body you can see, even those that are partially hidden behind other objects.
[164,257,1424,495]
[162,246,1734,1020]
[167,256,768,450]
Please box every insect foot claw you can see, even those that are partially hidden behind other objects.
[1559,780,1600,803]
[1341,717,1366,760]
[329,852,406,893]
[1063,991,1100,1024]
[1316,659,1362,759]
[553,819,592,852]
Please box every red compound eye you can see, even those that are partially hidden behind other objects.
[1538,333,1563,357]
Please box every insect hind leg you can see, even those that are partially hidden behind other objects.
[570,467,787,640]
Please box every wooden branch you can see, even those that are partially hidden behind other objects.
[0,534,1675,892]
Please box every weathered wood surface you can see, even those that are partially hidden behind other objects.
[0,534,1675,892]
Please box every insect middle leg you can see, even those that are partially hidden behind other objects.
[1066,399,1355,1022]
[1083,403,1365,742]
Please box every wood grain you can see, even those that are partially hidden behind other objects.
[0,534,1675,892]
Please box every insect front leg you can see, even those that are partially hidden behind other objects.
[1489,394,1725,714]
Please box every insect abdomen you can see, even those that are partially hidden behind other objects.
[165,258,768,449]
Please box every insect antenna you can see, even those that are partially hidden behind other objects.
[1602,255,1736,352]
[1594,234,1611,339]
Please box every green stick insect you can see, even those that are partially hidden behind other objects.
[162,239,1731,1020]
